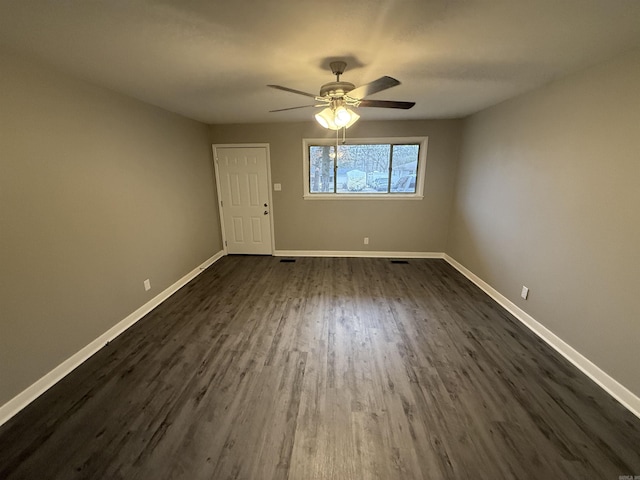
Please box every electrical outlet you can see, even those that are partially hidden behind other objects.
[364,237,369,245]
[144,279,151,291]
[521,286,529,300]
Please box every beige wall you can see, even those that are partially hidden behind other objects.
[211,120,462,253]
[448,49,640,396]
[0,48,222,405]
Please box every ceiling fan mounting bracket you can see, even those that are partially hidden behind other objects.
[329,61,347,77]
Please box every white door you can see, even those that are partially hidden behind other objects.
[214,145,273,255]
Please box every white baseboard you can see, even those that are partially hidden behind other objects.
[274,250,445,259]
[0,250,226,427]
[444,254,640,420]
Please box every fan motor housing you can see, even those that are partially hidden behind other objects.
[320,81,355,98]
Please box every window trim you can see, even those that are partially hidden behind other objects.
[302,136,428,200]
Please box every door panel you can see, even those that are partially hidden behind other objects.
[215,146,273,255]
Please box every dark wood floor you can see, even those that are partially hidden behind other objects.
[1,256,639,479]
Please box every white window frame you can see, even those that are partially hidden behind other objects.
[302,136,428,200]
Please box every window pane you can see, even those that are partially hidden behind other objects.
[307,141,422,196]
[309,145,335,193]
[336,144,390,193]
[390,144,419,193]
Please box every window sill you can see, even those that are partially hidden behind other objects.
[303,194,424,201]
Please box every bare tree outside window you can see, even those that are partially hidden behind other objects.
[309,146,335,193]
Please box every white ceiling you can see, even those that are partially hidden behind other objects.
[1,0,639,124]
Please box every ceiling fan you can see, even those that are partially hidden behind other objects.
[268,61,415,130]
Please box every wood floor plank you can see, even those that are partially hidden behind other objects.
[1,256,639,480]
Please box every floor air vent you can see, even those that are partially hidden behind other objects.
[280,259,296,263]
[390,260,410,264]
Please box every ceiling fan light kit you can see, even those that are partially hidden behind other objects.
[314,107,335,129]
[315,104,360,130]
[268,60,415,135]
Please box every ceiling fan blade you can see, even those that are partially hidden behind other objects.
[267,84,317,98]
[358,99,416,109]
[347,76,401,100]
[269,104,319,112]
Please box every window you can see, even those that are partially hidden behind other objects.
[303,137,427,199]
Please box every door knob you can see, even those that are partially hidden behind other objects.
[264,210,269,215]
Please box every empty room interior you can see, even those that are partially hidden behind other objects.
[1,1,639,479]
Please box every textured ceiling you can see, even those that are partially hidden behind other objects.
[1,0,639,124]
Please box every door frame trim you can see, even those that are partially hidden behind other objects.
[212,143,275,255]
